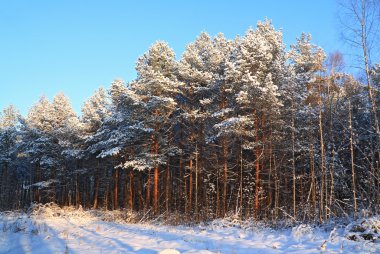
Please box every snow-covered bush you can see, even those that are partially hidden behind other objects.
[0,213,47,235]
[208,214,267,232]
[291,224,315,242]
[26,203,139,224]
[345,217,380,242]
[28,202,65,218]
[91,209,138,223]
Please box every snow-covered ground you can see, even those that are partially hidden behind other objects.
[0,205,379,254]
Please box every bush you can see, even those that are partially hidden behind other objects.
[345,217,380,242]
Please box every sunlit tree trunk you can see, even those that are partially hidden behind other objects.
[349,99,358,217]
[318,83,327,222]
[254,110,260,218]
[114,168,119,209]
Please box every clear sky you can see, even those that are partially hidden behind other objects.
[0,0,341,116]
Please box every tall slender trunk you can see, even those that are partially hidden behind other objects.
[326,78,335,216]
[254,110,260,218]
[123,171,127,209]
[291,104,297,220]
[93,174,100,209]
[307,105,317,222]
[179,155,184,213]
[349,99,358,217]
[104,183,109,210]
[76,173,80,209]
[220,83,228,218]
[261,113,266,219]
[318,84,327,222]
[129,171,133,211]
[240,139,243,218]
[189,158,193,214]
[2,163,8,207]
[195,144,199,219]
[153,136,159,214]
[360,1,380,141]
[198,128,205,219]
[222,138,228,217]
[267,129,273,220]
[360,1,380,211]
[146,170,151,210]
[137,172,142,210]
[153,166,159,214]
[273,154,279,222]
[166,160,170,214]
[216,166,220,217]
[114,168,118,210]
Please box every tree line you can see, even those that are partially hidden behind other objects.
[1,16,380,223]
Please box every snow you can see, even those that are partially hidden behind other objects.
[1,206,380,254]
[23,179,59,190]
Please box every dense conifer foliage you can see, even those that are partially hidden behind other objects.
[2,19,380,223]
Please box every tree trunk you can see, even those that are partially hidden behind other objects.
[195,144,199,220]
[254,110,260,218]
[76,174,80,209]
[308,105,317,222]
[146,170,151,211]
[216,165,220,217]
[273,154,279,222]
[240,139,243,218]
[114,168,118,210]
[349,99,358,217]
[222,138,228,217]
[189,158,193,215]
[291,106,297,220]
[165,160,170,214]
[123,171,127,209]
[105,183,109,210]
[153,135,159,214]
[360,1,380,211]
[129,171,134,211]
[93,174,100,209]
[318,85,327,222]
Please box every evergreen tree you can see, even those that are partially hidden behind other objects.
[134,41,181,214]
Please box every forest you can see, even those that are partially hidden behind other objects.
[1,2,380,225]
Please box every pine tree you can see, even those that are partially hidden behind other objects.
[0,105,20,209]
[288,33,327,221]
[225,20,285,218]
[178,32,233,218]
[134,41,181,214]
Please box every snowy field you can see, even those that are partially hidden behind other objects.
[0,205,380,254]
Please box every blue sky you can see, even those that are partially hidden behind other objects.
[0,0,341,115]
